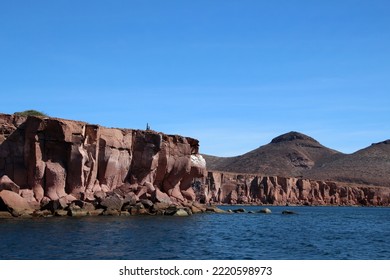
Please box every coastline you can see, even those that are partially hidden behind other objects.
[1,114,389,220]
[1,202,389,220]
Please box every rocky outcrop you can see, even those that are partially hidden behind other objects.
[0,113,207,216]
[1,113,388,217]
[0,190,37,216]
[197,171,390,206]
[0,175,20,193]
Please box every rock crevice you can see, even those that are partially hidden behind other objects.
[0,114,207,215]
[1,113,388,217]
[196,171,390,206]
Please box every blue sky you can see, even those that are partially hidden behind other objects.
[1,0,389,156]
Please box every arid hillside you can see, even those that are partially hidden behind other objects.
[204,132,390,187]
[304,140,390,187]
[204,131,341,177]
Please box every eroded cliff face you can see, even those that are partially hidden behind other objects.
[1,113,389,217]
[0,114,207,216]
[197,172,390,206]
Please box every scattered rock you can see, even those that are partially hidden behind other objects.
[64,194,77,203]
[68,209,88,217]
[100,194,123,211]
[94,191,106,202]
[191,203,206,214]
[68,200,84,211]
[82,202,95,212]
[122,192,138,208]
[206,207,226,214]
[164,205,179,216]
[0,175,20,193]
[259,208,272,214]
[32,210,53,217]
[174,208,190,216]
[120,211,131,216]
[232,208,246,213]
[152,202,170,214]
[129,207,138,215]
[0,211,13,219]
[181,189,196,201]
[58,196,71,209]
[20,189,36,203]
[140,199,154,209]
[88,209,104,216]
[54,210,68,217]
[164,205,193,216]
[153,188,171,204]
[40,196,51,209]
[282,210,297,215]
[192,202,206,211]
[103,209,120,216]
[81,190,95,202]
[0,190,35,216]
[136,208,150,215]
[42,200,62,212]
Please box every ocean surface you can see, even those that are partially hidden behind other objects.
[0,206,389,260]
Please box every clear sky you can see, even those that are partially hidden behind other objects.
[1,0,389,156]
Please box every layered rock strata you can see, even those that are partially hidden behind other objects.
[0,114,207,216]
[196,172,390,206]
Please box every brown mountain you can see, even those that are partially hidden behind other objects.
[304,140,390,187]
[203,131,341,177]
[203,131,390,187]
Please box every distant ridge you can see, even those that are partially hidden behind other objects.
[203,131,340,177]
[203,131,390,187]
[304,139,390,187]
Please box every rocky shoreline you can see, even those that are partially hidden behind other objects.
[0,191,226,218]
[1,188,387,219]
[1,113,389,219]
[0,113,209,218]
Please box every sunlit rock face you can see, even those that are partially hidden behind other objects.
[198,171,390,206]
[0,114,206,207]
[1,113,388,212]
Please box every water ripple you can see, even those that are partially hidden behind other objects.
[0,206,389,259]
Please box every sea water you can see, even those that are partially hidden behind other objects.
[0,206,389,259]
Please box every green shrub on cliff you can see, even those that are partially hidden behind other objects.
[14,110,48,117]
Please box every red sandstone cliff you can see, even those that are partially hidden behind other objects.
[1,113,388,217]
[196,172,390,206]
[201,131,390,206]
[0,114,207,216]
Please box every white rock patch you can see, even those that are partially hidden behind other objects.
[191,154,206,168]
